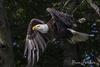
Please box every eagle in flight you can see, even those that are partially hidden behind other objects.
[24,8,89,67]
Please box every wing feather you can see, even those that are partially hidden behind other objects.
[24,31,47,67]
[37,32,47,48]
[47,8,74,38]
[25,37,36,67]
[36,33,45,52]
[47,8,74,28]
[33,38,40,62]
[47,8,89,43]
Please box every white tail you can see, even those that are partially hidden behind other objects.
[68,29,89,44]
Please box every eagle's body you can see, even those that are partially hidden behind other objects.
[24,8,89,67]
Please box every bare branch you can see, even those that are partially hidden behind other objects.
[86,0,100,16]
[63,0,71,8]
[71,0,86,14]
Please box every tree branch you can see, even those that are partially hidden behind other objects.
[86,0,100,16]
[71,0,86,15]
[63,0,71,8]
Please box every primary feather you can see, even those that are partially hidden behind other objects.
[24,19,47,67]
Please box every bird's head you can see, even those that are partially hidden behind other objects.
[32,24,49,33]
[32,24,41,30]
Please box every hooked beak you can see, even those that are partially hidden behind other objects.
[32,26,37,30]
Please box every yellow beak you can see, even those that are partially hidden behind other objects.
[32,26,37,30]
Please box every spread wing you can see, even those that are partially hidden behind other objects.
[47,8,89,43]
[24,19,47,67]
[47,8,74,38]
[47,8,74,28]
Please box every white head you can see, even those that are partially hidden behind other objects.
[32,24,49,33]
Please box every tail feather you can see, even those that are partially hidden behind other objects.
[68,29,89,44]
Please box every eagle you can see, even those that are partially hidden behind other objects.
[24,8,89,67]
